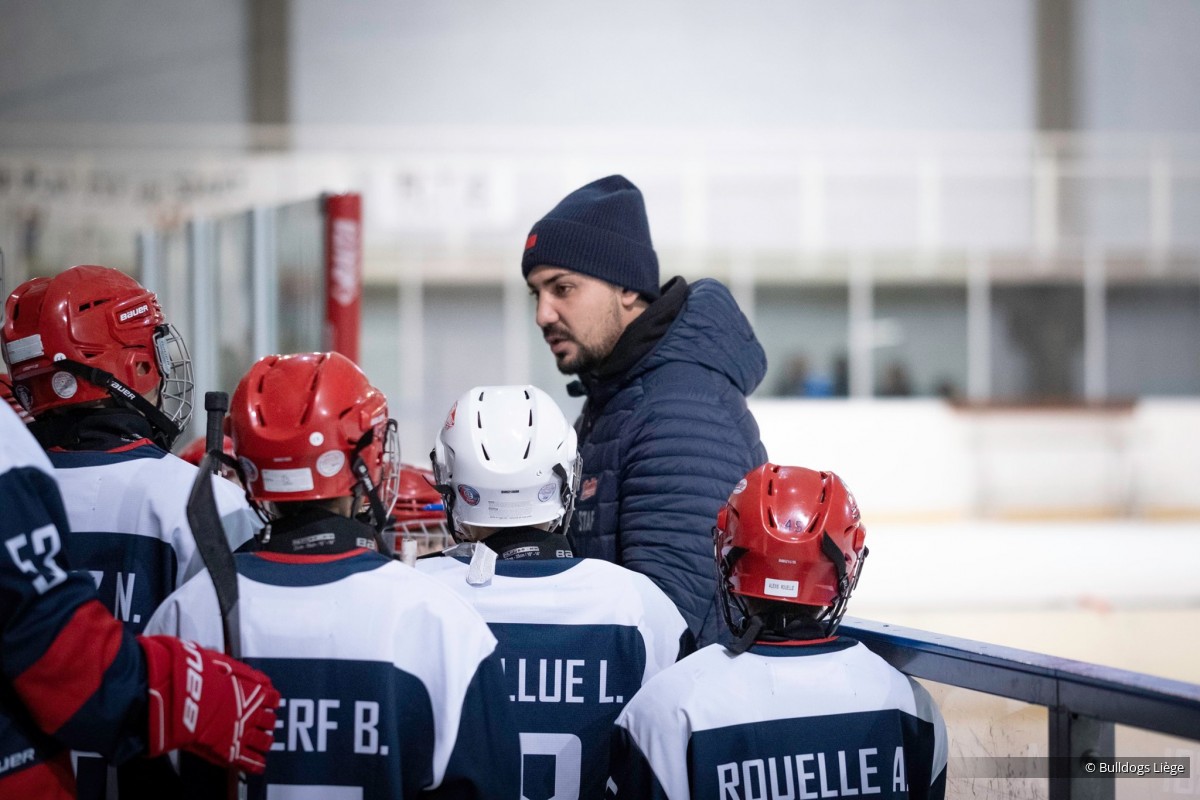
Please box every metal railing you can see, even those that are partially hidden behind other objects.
[842,617,1200,800]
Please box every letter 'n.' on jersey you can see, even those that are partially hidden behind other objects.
[47,444,257,636]
[608,639,948,800]
[146,550,520,799]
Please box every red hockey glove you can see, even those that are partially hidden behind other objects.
[138,635,280,774]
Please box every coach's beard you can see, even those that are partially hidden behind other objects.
[543,326,608,376]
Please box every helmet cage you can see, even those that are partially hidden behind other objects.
[350,417,401,536]
[153,322,194,435]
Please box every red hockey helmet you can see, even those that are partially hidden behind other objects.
[1,265,192,446]
[228,352,399,529]
[715,463,868,640]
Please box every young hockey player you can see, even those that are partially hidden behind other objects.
[418,384,691,800]
[1,264,260,796]
[1,265,258,620]
[607,463,948,800]
[0,402,279,799]
[146,352,520,798]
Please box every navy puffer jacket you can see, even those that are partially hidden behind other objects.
[567,277,767,647]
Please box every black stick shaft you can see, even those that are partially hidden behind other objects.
[193,391,243,800]
[205,392,229,463]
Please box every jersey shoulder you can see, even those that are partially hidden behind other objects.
[622,643,726,715]
[356,558,497,637]
[0,406,52,475]
[574,558,688,623]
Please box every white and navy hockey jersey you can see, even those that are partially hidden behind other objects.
[31,413,257,798]
[146,547,521,799]
[608,638,948,800]
[0,405,152,799]
[417,547,690,800]
[48,437,256,635]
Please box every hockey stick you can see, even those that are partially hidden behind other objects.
[188,391,241,659]
[185,392,244,799]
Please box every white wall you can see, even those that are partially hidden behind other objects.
[291,0,1033,131]
[1078,0,1200,132]
[0,0,247,127]
[751,397,1200,520]
[5,1,1200,139]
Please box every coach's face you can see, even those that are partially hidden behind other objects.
[527,266,642,375]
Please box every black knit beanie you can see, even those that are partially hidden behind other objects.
[521,175,661,300]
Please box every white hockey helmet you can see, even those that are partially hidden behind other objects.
[432,385,579,538]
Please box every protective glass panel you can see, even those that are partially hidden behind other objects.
[276,198,324,355]
[155,228,191,346]
[918,679,1049,800]
[1114,726,1198,800]
[420,283,507,448]
[213,211,253,393]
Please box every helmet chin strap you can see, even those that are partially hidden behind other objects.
[819,532,868,638]
[349,428,391,554]
[54,359,182,449]
[430,446,463,543]
[728,614,764,655]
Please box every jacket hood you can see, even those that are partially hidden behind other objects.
[633,278,767,394]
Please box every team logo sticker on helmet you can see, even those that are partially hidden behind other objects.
[316,450,346,477]
[537,481,557,502]
[458,484,480,506]
[731,478,748,495]
[443,402,457,431]
[51,371,77,399]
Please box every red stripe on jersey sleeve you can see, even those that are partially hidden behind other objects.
[0,751,76,800]
[12,599,125,735]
